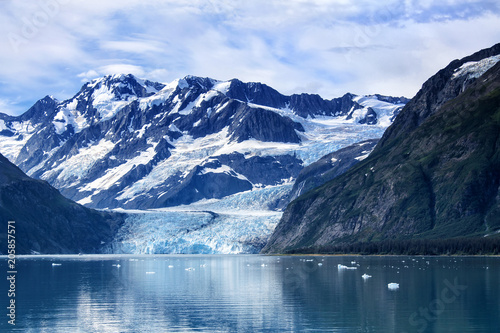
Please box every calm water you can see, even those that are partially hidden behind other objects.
[1,255,499,332]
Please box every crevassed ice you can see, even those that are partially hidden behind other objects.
[108,185,290,254]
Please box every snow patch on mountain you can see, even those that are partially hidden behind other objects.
[354,96,405,127]
[453,54,500,81]
[81,141,158,193]
[0,120,36,162]
[199,164,249,182]
[42,139,116,187]
[296,116,386,165]
[0,120,7,131]
[139,85,177,111]
[53,105,88,135]
[0,119,35,162]
[92,87,135,122]
[213,81,231,94]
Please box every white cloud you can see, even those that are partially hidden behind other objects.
[100,39,165,54]
[0,98,21,116]
[97,64,146,77]
[77,70,101,83]
[0,0,499,115]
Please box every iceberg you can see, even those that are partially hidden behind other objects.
[362,274,372,279]
[388,283,399,290]
[338,264,357,270]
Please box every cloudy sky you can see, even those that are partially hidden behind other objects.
[0,0,499,115]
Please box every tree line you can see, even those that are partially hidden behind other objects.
[287,237,500,255]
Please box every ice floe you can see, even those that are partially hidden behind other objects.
[388,283,399,290]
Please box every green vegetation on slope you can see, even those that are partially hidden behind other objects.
[263,59,500,255]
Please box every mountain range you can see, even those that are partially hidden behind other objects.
[0,74,407,253]
[0,75,405,212]
[263,43,500,254]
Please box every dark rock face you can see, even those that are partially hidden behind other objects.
[112,152,303,209]
[262,43,500,254]
[0,153,124,254]
[151,166,254,208]
[216,153,303,186]
[358,107,378,125]
[229,107,304,143]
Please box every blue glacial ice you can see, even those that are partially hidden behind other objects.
[106,185,290,254]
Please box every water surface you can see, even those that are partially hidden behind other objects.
[1,255,499,332]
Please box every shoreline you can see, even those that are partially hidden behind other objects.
[1,253,499,258]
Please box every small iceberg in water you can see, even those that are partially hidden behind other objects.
[388,283,399,290]
[362,273,372,279]
[51,263,62,266]
[338,264,357,270]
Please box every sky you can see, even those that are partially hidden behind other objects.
[0,0,499,116]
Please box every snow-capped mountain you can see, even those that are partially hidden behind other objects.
[0,74,407,212]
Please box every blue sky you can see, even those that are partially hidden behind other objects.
[0,0,499,115]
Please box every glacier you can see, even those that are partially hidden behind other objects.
[106,184,291,254]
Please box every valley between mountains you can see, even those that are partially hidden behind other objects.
[1,43,500,255]
[0,73,404,254]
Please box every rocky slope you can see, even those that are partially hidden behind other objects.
[283,139,379,206]
[263,43,500,254]
[0,153,124,254]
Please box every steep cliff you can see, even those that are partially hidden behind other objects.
[263,44,500,254]
[0,153,124,254]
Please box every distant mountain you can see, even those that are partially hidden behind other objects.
[263,43,500,254]
[0,153,124,254]
[0,75,406,210]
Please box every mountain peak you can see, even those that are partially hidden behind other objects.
[84,73,165,98]
[18,94,58,123]
[182,75,219,90]
[377,43,500,150]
